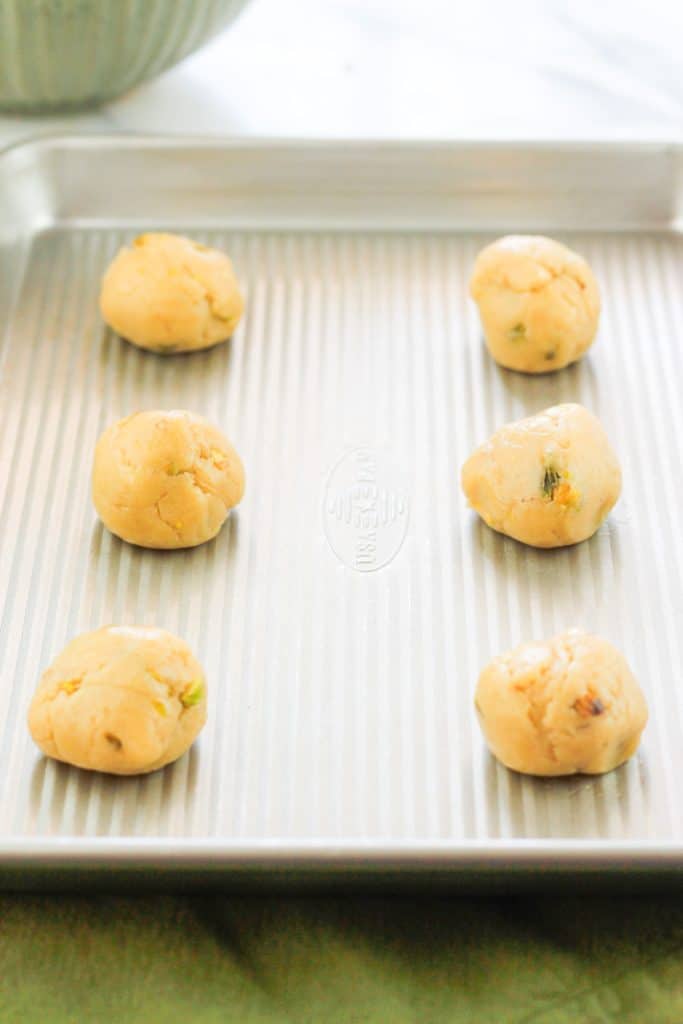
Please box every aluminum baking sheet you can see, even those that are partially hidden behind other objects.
[1,136,683,879]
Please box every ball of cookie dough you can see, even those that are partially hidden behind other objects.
[100,233,244,353]
[92,410,245,549]
[28,626,207,775]
[475,629,648,776]
[461,403,621,548]
[470,235,600,373]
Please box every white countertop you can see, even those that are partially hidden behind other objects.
[1,0,683,147]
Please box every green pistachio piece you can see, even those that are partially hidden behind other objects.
[508,323,527,341]
[542,465,561,498]
[180,679,205,708]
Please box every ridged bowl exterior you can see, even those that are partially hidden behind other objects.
[0,0,250,111]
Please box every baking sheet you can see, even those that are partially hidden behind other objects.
[1,136,682,876]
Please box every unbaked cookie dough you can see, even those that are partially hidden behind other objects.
[475,629,648,776]
[461,403,621,548]
[100,233,244,353]
[28,626,207,775]
[469,235,600,373]
[92,410,245,549]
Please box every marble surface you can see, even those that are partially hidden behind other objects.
[1,0,683,147]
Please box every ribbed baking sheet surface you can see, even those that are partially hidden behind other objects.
[0,226,681,845]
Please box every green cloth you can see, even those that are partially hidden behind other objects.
[1,893,682,1022]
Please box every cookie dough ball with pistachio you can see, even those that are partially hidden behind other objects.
[92,410,245,549]
[28,627,207,775]
[461,403,620,548]
[100,233,244,353]
[470,235,600,373]
[475,630,648,776]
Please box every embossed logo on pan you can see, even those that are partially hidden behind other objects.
[323,447,409,572]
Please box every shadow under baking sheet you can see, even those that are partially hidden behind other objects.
[478,748,652,841]
[83,510,241,632]
[28,744,201,838]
